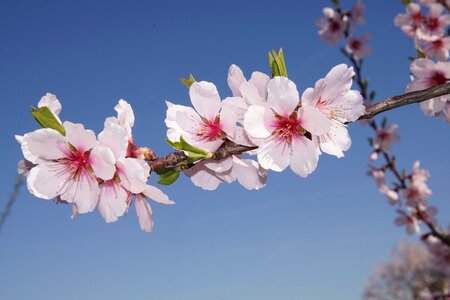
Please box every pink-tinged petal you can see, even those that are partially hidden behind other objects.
[227,64,246,97]
[257,136,291,172]
[228,126,256,147]
[27,162,69,199]
[89,145,116,181]
[318,121,351,158]
[301,85,321,107]
[219,105,236,139]
[267,77,299,115]
[60,170,99,213]
[299,105,332,135]
[15,135,23,144]
[63,121,97,152]
[222,96,248,122]
[410,58,436,77]
[290,137,320,178]
[189,81,221,121]
[98,121,128,159]
[243,105,274,139]
[115,99,135,132]
[204,157,233,173]
[239,82,262,105]
[21,128,67,164]
[142,185,174,205]
[117,158,148,194]
[71,204,78,220]
[98,182,128,223]
[232,156,266,190]
[165,104,203,142]
[38,93,62,120]
[184,163,223,190]
[330,90,365,122]
[135,195,153,232]
[249,71,270,99]
[321,64,354,101]
[190,139,224,153]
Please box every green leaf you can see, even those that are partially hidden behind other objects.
[401,0,412,5]
[180,73,196,88]
[331,0,340,7]
[165,138,183,150]
[268,48,288,78]
[31,106,65,135]
[180,136,208,156]
[157,169,180,185]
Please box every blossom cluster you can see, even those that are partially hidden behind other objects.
[165,63,365,190]
[395,0,450,122]
[16,94,174,232]
[316,0,371,60]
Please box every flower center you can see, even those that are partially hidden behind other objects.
[429,71,448,87]
[350,39,362,50]
[412,12,424,25]
[272,112,305,145]
[427,17,439,31]
[198,116,224,142]
[329,20,341,32]
[61,147,91,178]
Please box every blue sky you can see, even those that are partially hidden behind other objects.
[1,1,449,299]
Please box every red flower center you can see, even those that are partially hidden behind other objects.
[198,116,224,142]
[272,112,305,145]
[429,71,448,87]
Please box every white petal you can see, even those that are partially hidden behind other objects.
[299,105,332,135]
[98,121,128,159]
[184,163,223,190]
[21,128,67,164]
[117,158,148,194]
[204,157,233,173]
[267,76,299,115]
[248,71,270,99]
[321,64,354,101]
[219,105,236,139]
[98,182,129,223]
[290,137,320,178]
[63,121,97,152]
[257,136,291,172]
[232,156,266,190]
[27,162,69,199]
[222,96,248,122]
[115,99,135,134]
[318,121,351,158]
[135,196,153,232]
[243,105,274,139]
[227,64,246,97]
[189,81,221,121]
[89,146,116,181]
[165,104,202,142]
[38,93,62,118]
[59,169,99,213]
[142,185,174,204]
[15,135,23,144]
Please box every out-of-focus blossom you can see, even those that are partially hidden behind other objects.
[403,161,432,208]
[424,234,450,274]
[301,64,365,158]
[244,76,321,177]
[165,81,236,152]
[421,35,450,60]
[346,34,371,60]
[184,156,266,191]
[395,210,421,235]
[416,4,450,41]
[406,58,450,122]
[373,124,400,152]
[316,7,346,46]
[394,3,425,39]
[350,0,366,25]
[367,167,399,205]
[420,0,450,8]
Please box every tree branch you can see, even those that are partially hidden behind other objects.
[359,83,450,120]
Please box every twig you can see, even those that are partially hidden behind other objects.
[0,176,25,235]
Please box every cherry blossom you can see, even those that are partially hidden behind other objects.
[21,121,116,213]
[421,35,450,60]
[403,161,432,208]
[406,58,450,122]
[346,34,371,60]
[394,3,425,39]
[367,167,399,205]
[416,4,450,41]
[165,81,236,152]
[372,124,400,153]
[350,0,365,25]
[38,93,62,122]
[301,64,365,158]
[184,155,266,191]
[243,76,321,177]
[395,210,421,235]
[316,7,346,46]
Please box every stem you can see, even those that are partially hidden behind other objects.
[0,176,25,235]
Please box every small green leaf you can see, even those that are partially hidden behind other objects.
[180,136,208,155]
[157,169,180,185]
[331,0,340,7]
[268,48,288,78]
[401,0,412,6]
[31,106,65,135]
[165,138,183,150]
[180,73,196,88]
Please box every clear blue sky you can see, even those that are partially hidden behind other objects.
[1,1,449,299]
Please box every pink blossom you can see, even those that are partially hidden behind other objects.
[316,7,346,46]
[350,0,365,25]
[185,156,267,191]
[346,34,371,60]
[243,76,321,177]
[301,64,365,158]
[394,3,425,38]
[165,81,236,152]
[21,121,116,213]
[403,161,432,208]
[367,167,399,205]
[424,234,450,274]
[395,210,421,235]
[38,93,62,122]
[373,124,400,152]
[406,58,450,121]
[421,35,450,60]
[420,0,450,7]
[416,4,450,41]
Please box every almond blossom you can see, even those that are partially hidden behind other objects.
[395,210,421,235]
[243,76,321,177]
[350,0,365,25]
[301,64,365,158]
[21,121,116,213]
[346,34,371,60]
[394,3,425,39]
[403,161,432,208]
[421,35,450,60]
[406,58,450,122]
[372,124,401,153]
[316,7,346,46]
[184,155,266,191]
[165,81,236,152]
[416,4,450,41]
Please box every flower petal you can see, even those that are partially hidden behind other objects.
[243,105,274,140]
[227,64,246,97]
[98,121,128,159]
[27,162,69,199]
[135,195,153,232]
[89,145,116,181]
[267,76,299,115]
[59,169,99,213]
[117,158,148,194]
[189,81,221,121]
[299,105,332,136]
[21,128,67,164]
[290,137,320,178]
[232,156,266,190]
[63,121,97,152]
[257,136,291,172]
[98,181,129,223]
[142,185,174,205]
